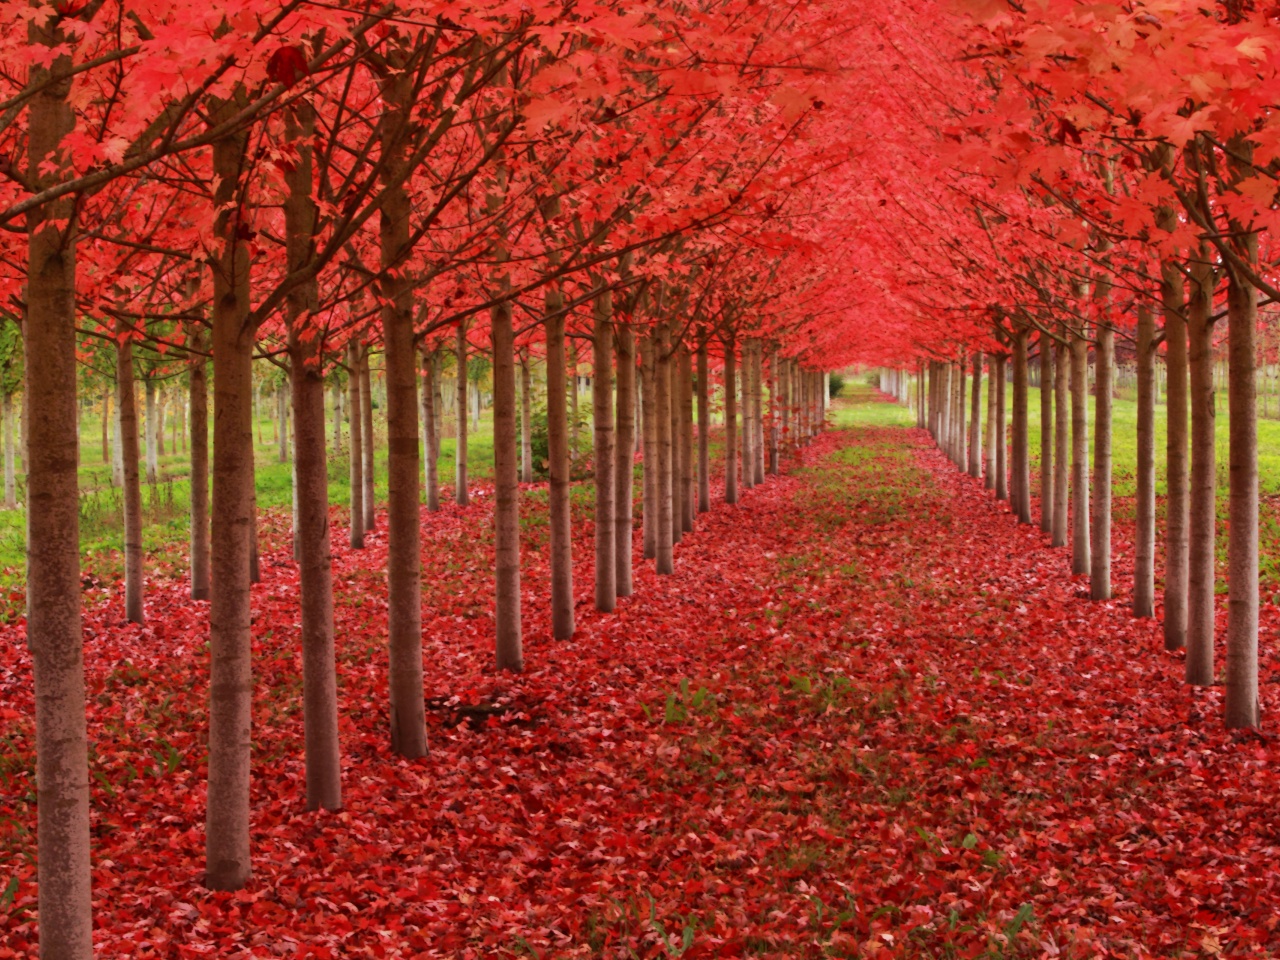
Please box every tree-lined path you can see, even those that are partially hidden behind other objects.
[4,388,1276,957]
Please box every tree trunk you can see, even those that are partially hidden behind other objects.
[593,292,616,611]
[995,355,1008,502]
[1052,335,1069,549]
[189,342,210,602]
[968,352,982,479]
[751,341,765,485]
[545,289,574,639]
[282,101,342,808]
[984,358,997,491]
[26,23,92,947]
[101,391,110,465]
[1163,247,1189,651]
[206,119,255,892]
[346,342,364,549]
[1134,305,1156,618]
[1071,328,1091,577]
[112,384,124,487]
[680,345,695,533]
[360,349,375,532]
[423,350,439,513]
[156,390,166,458]
[145,378,158,484]
[379,75,429,752]
[724,341,738,506]
[615,323,636,598]
[1039,333,1053,533]
[697,341,710,510]
[1091,319,1114,601]
[117,335,144,623]
[767,347,779,476]
[1225,224,1259,728]
[332,378,343,452]
[520,354,533,485]
[1012,331,1031,524]
[492,299,523,670]
[455,324,469,506]
[1186,250,1216,686]
[641,332,658,560]
[656,324,675,573]
[671,335,686,539]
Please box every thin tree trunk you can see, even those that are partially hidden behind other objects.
[117,335,144,623]
[671,334,686,539]
[1071,327,1091,576]
[455,324,469,506]
[346,343,364,549]
[1091,318,1114,601]
[284,99,341,809]
[206,119,255,892]
[680,344,695,533]
[751,341,765,485]
[569,345,579,465]
[615,323,636,598]
[1012,331,1031,524]
[26,23,92,948]
[360,349,375,532]
[1134,305,1156,618]
[520,354,533,484]
[1225,218,1259,728]
[145,378,158,484]
[724,339,738,506]
[640,331,658,561]
[995,355,1008,502]
[968,352,982,478]
[593,292,616,611]
[157,391,166,458]
[1039,333,1053,533]
[1053,335,1070,549]
[656,323,675,573]
[332,379,343,451]
[985,358,997,491]
[1186,249,1216,686]
[545,287,573,639]
[1163,247,1190,651]
[492,298,523,670]
[423,349,439,513]
[189,341,210,602]
[379,72,429,752]
[101,391,110,465]
[697,341,710,510]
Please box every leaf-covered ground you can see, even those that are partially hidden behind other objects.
[3,391,1280,958]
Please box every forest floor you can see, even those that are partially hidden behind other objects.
[3,388,1280,958]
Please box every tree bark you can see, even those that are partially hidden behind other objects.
[520,354,533,484]
[656,324,675,573]
[492,299,523,670]
[671,334,686,538]
[1225,204,1259,728]
[545,287,574,639]
[593,292,616,611]
[284,99,342,809]
[968,352,982,479]
[346,342,364,548]
[1070,327,1091,577]
[697,341,710,510]
[995,355,1008,503]
[1091,318,1114,601]
[423,349,439,513]
[206,118,255,892]
[767,347,779,476]
[1039,333,1053,533]
[751,341,765,485]
[640,331,658,560]
[189,339,210,603]
[1134,305,1156,618]
[1186,249,1216,686]
[615,323,636,597]
[1162,249,1189,651]
[1052,335,1070,549]
[985,358,997,491]
[455,324,469,506]
[680,345,695,533]
[360,348,376,532]
[116,334,143,622]
[26,21,92,947]
[379,71,429,752]
[724,340,738,506]
[1012,331,1031,524]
